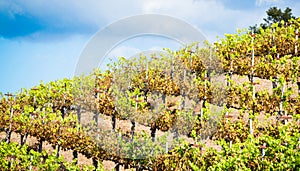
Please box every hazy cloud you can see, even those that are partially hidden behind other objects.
[255,0,283,6]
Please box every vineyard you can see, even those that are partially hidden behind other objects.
[1,18,300,170]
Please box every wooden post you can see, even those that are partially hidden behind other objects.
[112,96,118,132]
[204,71,207,101]
[297,82,300,95]
[164,62,167,80]
[162,94,166,109]
[117,132,121,157]
[20,134,28,146]
[271,29,278,90]
[174,128,179,141]
[74,105,80,163]
[115,163,120,171]
[279,83,285,117]
[130,95,138,140]
[56,106,67,158]
[150,122,156,142]
[261,143,266,160]
[146,61,148,80]
[92,158,98,171]
[29,155,33,171]
[251,31,255,97]
[112,113,116,132]
[135,94,138,111]
[165,142,169,153]
[225,60,233,122]
[21,91,28,146]
[38,140,43,153]
[272,77,278,89]
[250,31,256,133]
[39,108,44,153]
[200,71,208,125]
[9,156,14,170]
[171,57,174,80]
[6,107,13,143]
[295,29,298,55]
[209,46,212,74]
[94,108,99,127]
[56,144,61,158]
[181,95,185,110]
[131,120,135,141]
[33,95,36,109]
[284,111,288,125]
[73,150,78,165]
[181,69,187,110]
[249,118,253,135]
[76,105,81,124]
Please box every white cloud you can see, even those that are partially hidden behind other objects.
[13,0,145,28]
[139,0,267,38]
[142,0,227,23]
[5,0,299,40]
[2,0,275,43]
[255,0,284,6]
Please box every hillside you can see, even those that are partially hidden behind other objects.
[0,18,300,170]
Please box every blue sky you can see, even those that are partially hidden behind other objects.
[0,0,299,93]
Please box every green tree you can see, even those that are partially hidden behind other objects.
[249,7,295,33]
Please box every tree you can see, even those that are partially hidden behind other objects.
[249,7,295,33]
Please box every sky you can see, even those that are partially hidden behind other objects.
[0,0,299,93]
